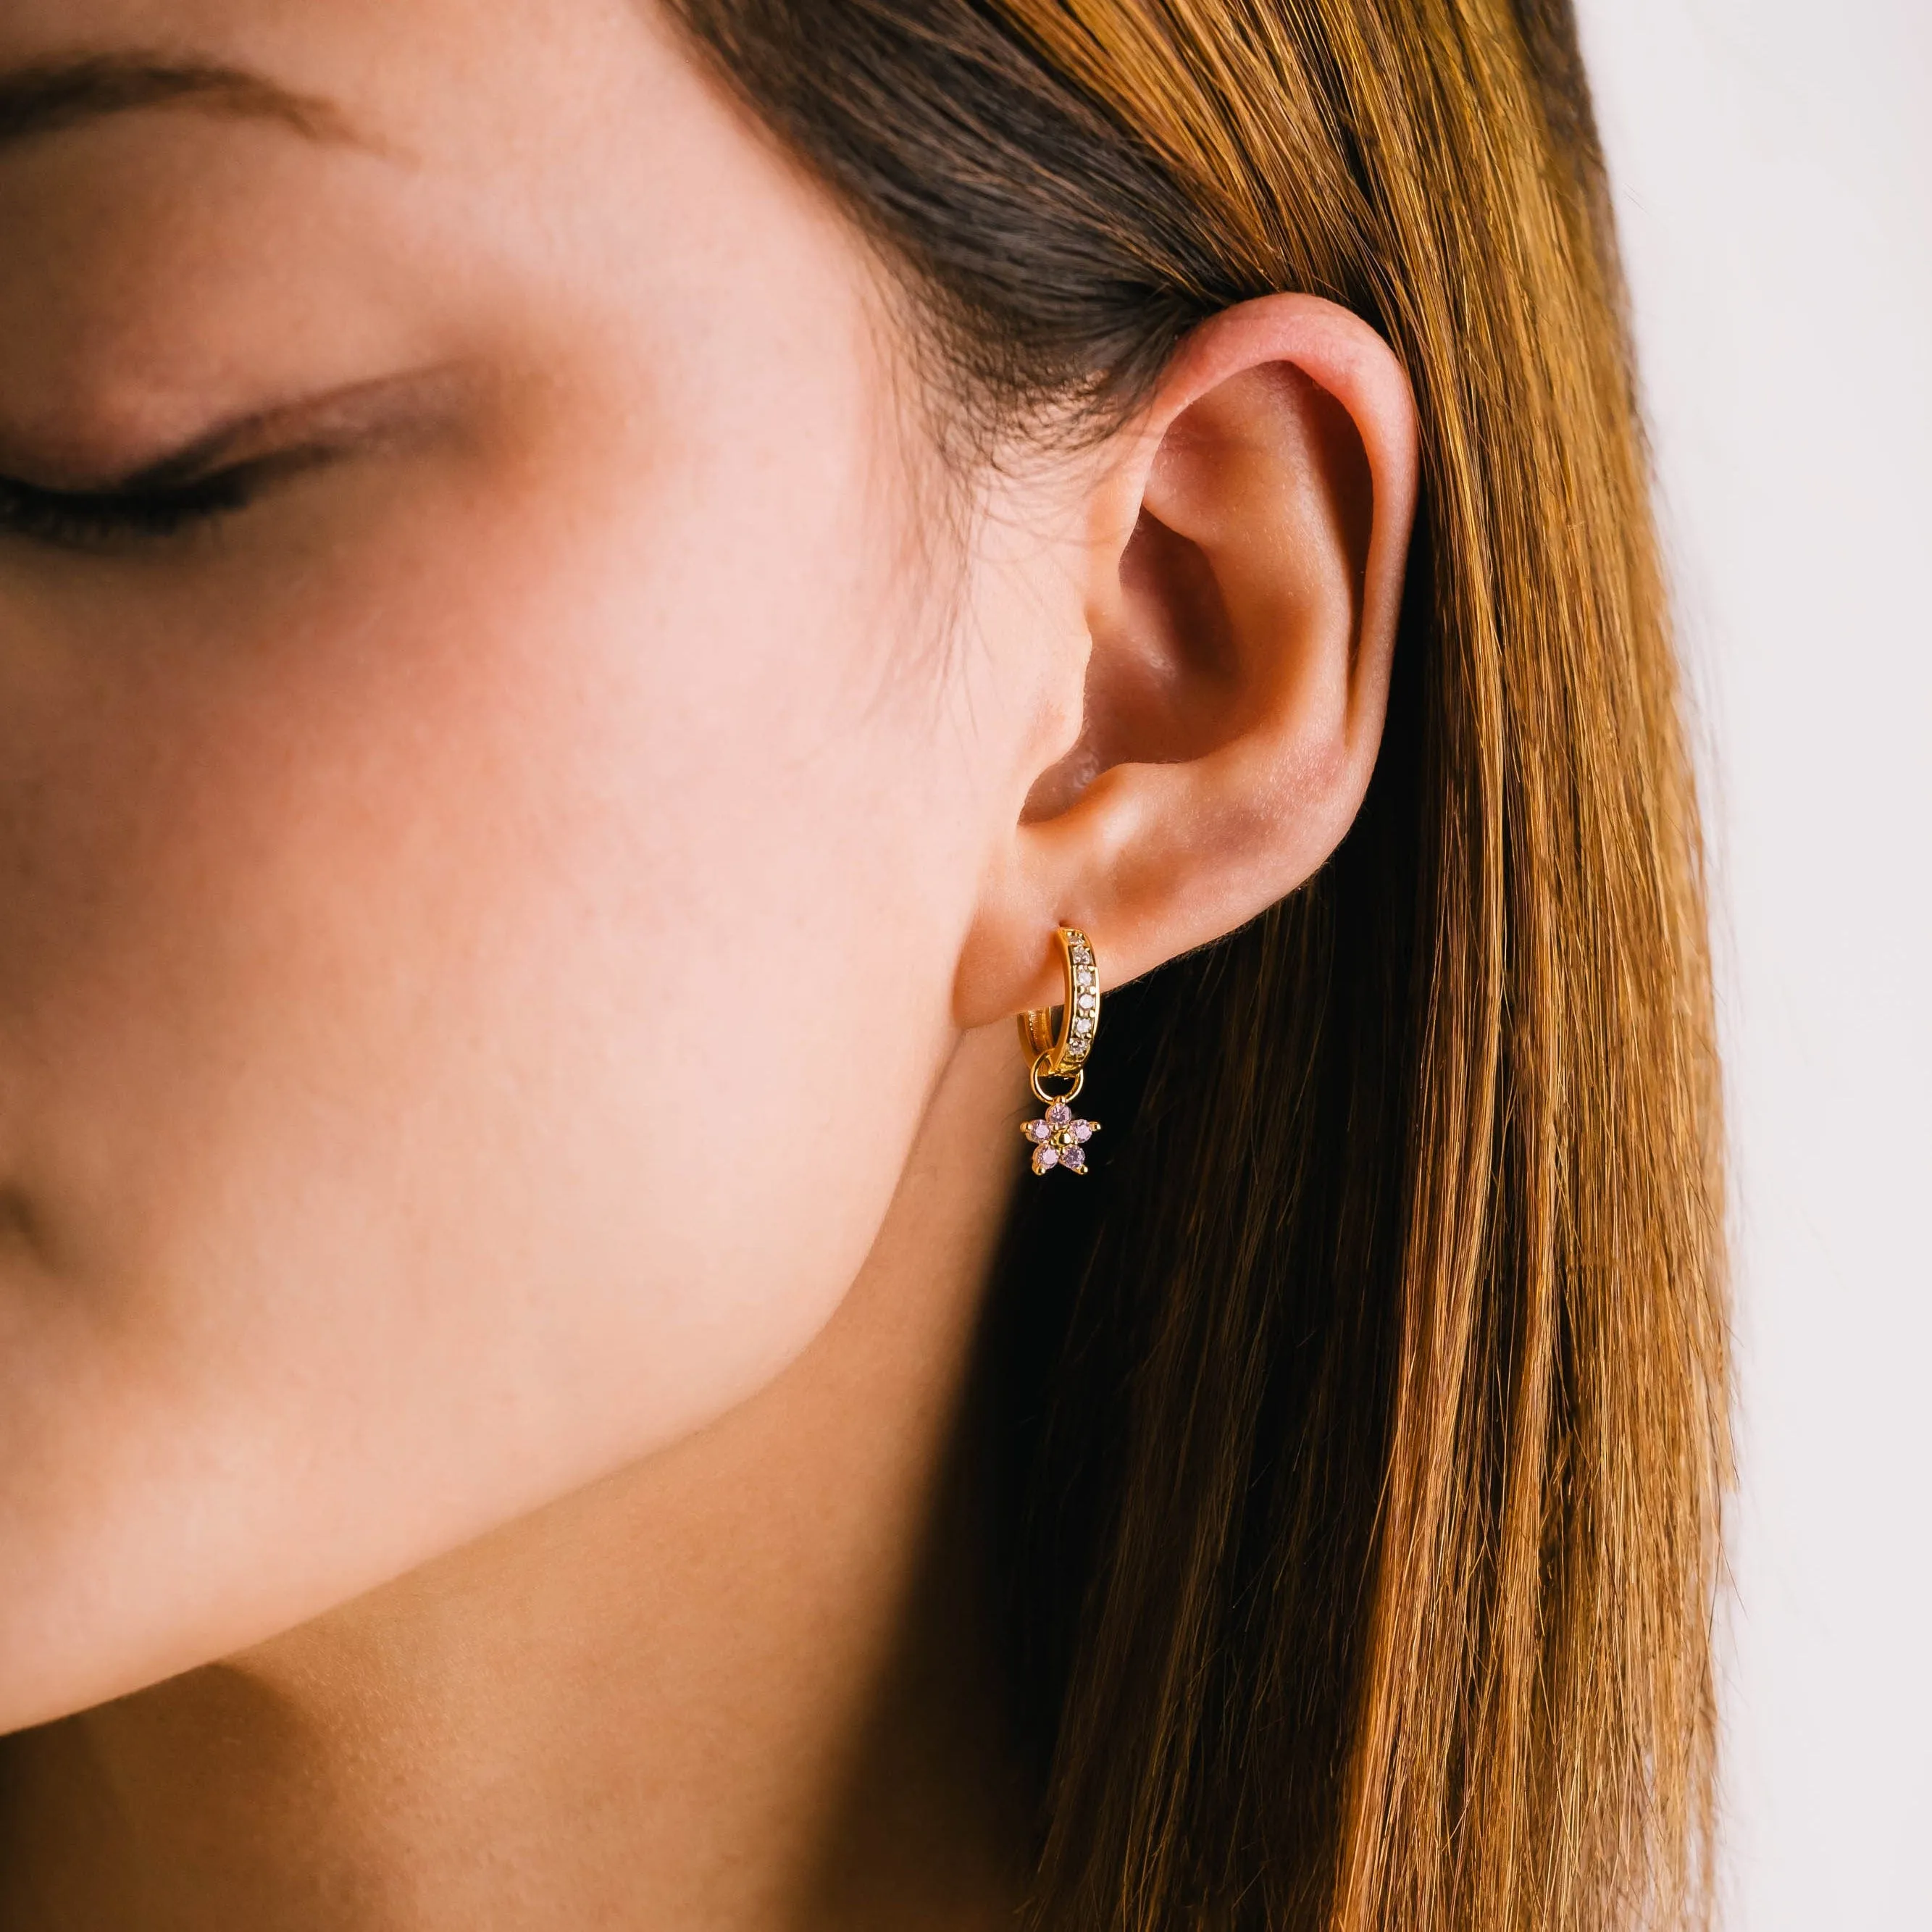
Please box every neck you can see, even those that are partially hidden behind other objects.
[0,1026,1032,1932]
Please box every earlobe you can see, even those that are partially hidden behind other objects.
[958,293,1418,1026]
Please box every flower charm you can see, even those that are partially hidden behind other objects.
[1022,1100,1100,1175]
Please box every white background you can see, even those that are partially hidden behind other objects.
[1573,2,1931,1925]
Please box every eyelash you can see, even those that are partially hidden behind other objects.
[0,463,270,553]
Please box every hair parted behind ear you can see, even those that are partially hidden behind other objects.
[663,4,1727,1930]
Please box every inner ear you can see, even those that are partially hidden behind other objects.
[1021,506,1240,822]
[1021,361,1375,828]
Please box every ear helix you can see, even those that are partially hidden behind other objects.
[1016,926,1102,1176]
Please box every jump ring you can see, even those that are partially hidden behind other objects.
[1030,1054,1085,1107]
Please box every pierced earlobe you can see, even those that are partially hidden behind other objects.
[1017,927,1103,1176]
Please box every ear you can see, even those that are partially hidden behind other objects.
[955,293,1418,1024]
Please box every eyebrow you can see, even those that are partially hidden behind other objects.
[0,51,368,155]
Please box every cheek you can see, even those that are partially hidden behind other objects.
[0,406,982,1718]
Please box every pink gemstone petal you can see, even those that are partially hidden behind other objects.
[1023,1118,1052,1142]
[1032,1145,1060,1173]
[1047,1103,1073,1124]
[1061,1145,1086,1172]
[1071,1121,1093,1142]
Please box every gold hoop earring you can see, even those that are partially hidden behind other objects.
[1017,926,1102,1176]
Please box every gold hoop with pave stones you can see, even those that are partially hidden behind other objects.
[1018,926,1101,1078]
[1016,927,1103,1176]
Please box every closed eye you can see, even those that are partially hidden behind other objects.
[0,463,271,551]
[0,372,455,556]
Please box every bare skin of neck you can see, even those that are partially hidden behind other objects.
[0,1026,1033,1932]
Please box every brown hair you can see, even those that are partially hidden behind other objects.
[666,2,1728,1927]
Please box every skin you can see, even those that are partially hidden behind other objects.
[0,1,1418,1926]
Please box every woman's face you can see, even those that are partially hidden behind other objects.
[0,0,1074,1726]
